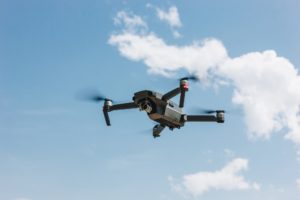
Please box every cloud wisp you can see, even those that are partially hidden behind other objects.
[156,6,182,28]
[169,158,260,197]
[109,33,227,77]
[109,10,300,145]
[147,5,182,38]
[114,11,147,33]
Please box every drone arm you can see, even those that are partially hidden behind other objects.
[163,80,189,107]
[102,101,111,126]
[103,110,111,126]
[185,115,217,122]
[109,102,138,111]
[162,87,186,107]
[102,102,138,126]
[162,87,181,101]
[179,90,185,108]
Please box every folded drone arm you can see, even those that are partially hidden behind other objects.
[185,115,217,122]
[103,102,138,126]
[109,102,138,111]
[163,79,189,108]
[179,90,185,108]
[103,110,111,126]
[162,87,181,101]
[162,87,186,108]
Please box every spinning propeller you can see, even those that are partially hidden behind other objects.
[198,109,226,114]
[179,75,200,82]
[76,88,113,103]
[76,88,114,126]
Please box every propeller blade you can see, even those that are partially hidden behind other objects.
[89,95,107,102]
[76,88,112,103]
[180,75,199,82]
[195,108,226,114]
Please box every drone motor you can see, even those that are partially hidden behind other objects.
[216,110,225,123]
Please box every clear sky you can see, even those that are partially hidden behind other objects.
[1,0,300,200]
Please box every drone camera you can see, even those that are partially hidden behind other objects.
[139,100,152,113]
[216,110,225,123]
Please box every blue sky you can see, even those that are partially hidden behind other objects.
[1,0,300,200]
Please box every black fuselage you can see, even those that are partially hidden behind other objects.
[101,78,224,138]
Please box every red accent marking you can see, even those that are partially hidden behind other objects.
[183,83,189,90]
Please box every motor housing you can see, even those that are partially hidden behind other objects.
[216,110,225,123]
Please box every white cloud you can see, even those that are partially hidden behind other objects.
[114,11,147,32]
[109,10,300,145]
[224,148,235,158]
[172,30,182,38]
[155,6,182,39]
[109,32,227,78]
[168,176,183,193]
[218,51,300,141]
[156,6,182,28]
[169,158,260,196]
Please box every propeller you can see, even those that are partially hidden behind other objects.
[87,94,109,102]
[179,75,200,82]
[76,88,114,126]
[76,88,113,103]
[198,109,225,114]
[197,107,245,115]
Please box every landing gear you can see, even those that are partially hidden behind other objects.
[153,124,165,138]
[153,133,160,138]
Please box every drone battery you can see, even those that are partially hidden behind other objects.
[163,104,182,126]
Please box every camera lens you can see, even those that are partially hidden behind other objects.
[143,104,148,110]
[139,100,152,113]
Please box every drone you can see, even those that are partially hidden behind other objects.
[84,76,225,138]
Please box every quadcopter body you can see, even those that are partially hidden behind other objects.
[102,78,224,138]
